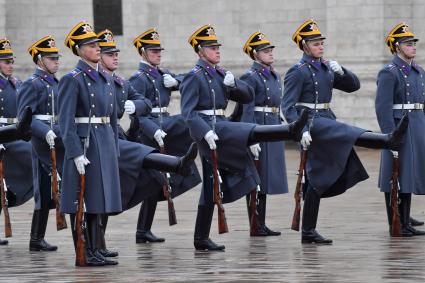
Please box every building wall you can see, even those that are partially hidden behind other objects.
[2,0,425,130]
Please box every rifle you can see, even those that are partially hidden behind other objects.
[390,151,401,237]
[0,148,11,238]
[291,148,308,231]
[75,112,91,267]
[250,158,261,235]
[159,146,177,226]
[211,149,228,234]
[49,90,67,231]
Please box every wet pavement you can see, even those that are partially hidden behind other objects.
[1,148,424,282]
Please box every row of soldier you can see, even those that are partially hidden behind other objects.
[0,19,422,267]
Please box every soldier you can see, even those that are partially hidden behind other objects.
[59,21,122,266]
[17,35,65,252]
[96,29,197,261]
[281,19,408,245]
[129,28,201,243]
[239,31,287,236]
[180,24,308,251]
[0,39,34,246]
[376,23,425,236]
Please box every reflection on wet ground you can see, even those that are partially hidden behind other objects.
[1,149,424,282]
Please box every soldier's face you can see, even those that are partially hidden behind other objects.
[255,48,274,65]
[41,57,59,74]
[398,41,417,59]
[0,59,14,77]
[80,42,101,63]
[145,49,162,66]
[200,46,220,65]
[101,52,119,72]
[305,39,325,58]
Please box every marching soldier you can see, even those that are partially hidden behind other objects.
[240,32,287,236]
[0,39,34,246]
[96,29,197,261]
[129,28,201,243]
[180,24,308,251]
[281,19,408,244]
[376,23,425,236]
[59,21,122,266]
[17,35,65,252]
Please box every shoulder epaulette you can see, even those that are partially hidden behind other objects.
[385,64,396,70]
[66,68,82,77]
[189,66,201,74]
[294,62,307,69]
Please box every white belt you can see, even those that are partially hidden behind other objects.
[151,107,168,114]
[74,117,110,124]
[34,114,56,121]
[295,102,331,110]
[198,109,225,116]
[0,117,18,124]
[393,103,424,110]
[254,106,279,113]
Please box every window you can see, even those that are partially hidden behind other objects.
[93,0,123,35]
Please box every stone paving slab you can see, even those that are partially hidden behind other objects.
[0,148,424,282]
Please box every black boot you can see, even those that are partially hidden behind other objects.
[0,106,32,144]
[248,109,308,143]
[29,208,58,251]
[355,115,408,151]
[401,194,425,236]
[136,197,164,243]
[398,194,414,237]
[142,142,197,176]
[99,215,118,257]
[257,194,280,236]
[194,205,225,251]
[301,186,332,244]
[0,207,8,245]
[70,213,104,267]
[384,192,393,234]
[87,214,117,266]
[410,217,424,226]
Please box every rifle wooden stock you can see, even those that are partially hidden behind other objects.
[390,154,402,237]
[0,153,12,238]
[50,148,67,231]
[291,149,307,231]
[159,146,177,226]
[75,173,86,267]
[211,150,228,234]
[250,159,260,234]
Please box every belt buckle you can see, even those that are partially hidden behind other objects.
[323,103,330,109]
[7,118,13,124]
[272,107,279,113]
[414,103,423,110]
[101,117,108,124]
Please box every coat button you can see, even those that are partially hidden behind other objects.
[88,83,91,86]
[95,125,98,129]
[91,93,94,97]
[110,92,113,96]
[92,105,95,108]
[409,110,412,112]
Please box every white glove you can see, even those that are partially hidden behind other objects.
[153,129,167,147]
[300,131,312,149]
[250,143,261,159]
[204,130,219,150]
[124,100,136,115]
[73,155,90,175]
[163,74,178,88]
[329,60,344,75]
[0,144,5,151]
[223,71,236,87]
[45,130,57,147]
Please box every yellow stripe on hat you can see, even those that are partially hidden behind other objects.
[0,39,13,55]
[28,35,59,58]
[385,22,416,53]
[133,28,161,49]
[65,21,97,50]
[97,29,116,47]
[188,24,218,48]
[292,19,322,47]
[243,31,271,57]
